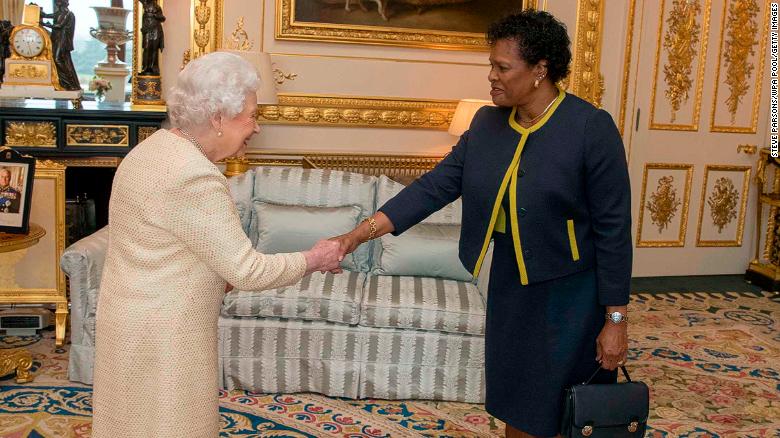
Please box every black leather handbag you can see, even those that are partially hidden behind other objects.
[561,366,649,437]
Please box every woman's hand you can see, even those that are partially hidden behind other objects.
[303,239,344,276]
[329,232,362,257]
[596,320,628,371]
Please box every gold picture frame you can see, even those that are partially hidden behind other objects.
[636,163,694,247]
[695,165,751,247]
[275,0,522,51]
[0,160,67,346]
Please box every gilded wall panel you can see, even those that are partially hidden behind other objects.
[696,165,751,246]
[709,0,769,133]
[649,0,713,131]
[636,163,694,247]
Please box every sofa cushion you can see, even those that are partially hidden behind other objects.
[377,174,462,225]
[222,271,366,325]
[254,202,362,270]
[252,167,376,271]
[359,275,485,335]
[373,223,473,282]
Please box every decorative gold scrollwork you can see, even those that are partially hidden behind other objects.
[708,176,739,232]
[0,348,33,383]
[224,16,253,51]
[137,126,159,143]
[66,125,129,147]
[5,121,57,147]
[647,175,682,232]
[723,0,760,123]
[663,0,702,122]
[194,0,212,57]
[9,64,47,79]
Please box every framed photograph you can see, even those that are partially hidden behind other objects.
[0,147,36,234]
[276,0,524,50]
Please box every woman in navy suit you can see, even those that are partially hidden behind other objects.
[333,10,631,438]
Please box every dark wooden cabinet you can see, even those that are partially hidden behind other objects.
[0,99,167,157]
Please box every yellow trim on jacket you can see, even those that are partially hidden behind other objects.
[567,219,580,261]
[472,88,566,284]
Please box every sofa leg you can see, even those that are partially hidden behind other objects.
[55,301,68,347]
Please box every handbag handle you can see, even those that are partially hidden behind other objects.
[584,365,631,385]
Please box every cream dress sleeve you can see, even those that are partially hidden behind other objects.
[163,156,307,290]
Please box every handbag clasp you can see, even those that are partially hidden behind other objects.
[581,425,593,436]
[628,421,638,432]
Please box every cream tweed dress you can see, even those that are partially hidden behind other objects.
[92,130,307,437]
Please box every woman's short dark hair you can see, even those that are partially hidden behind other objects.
[486,10,571,83]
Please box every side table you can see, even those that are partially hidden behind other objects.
[0,223,46,384]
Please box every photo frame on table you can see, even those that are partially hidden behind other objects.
[0,147,36,234]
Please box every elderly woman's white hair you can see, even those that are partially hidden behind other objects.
[167,52,259,131]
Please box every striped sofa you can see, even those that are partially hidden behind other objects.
[61,166,491,403]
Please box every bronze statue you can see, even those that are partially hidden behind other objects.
[139,0,165,76]
[0,20,12,85]
[41,0,80,91]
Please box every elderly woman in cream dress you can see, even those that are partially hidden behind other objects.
[91,52,343,438]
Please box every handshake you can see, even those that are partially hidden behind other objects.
[302,214,386,276]
[302,232,361,276]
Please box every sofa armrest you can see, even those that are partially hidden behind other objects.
[60,226,109,347]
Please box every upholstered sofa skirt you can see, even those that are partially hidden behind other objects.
[219,316,485,403]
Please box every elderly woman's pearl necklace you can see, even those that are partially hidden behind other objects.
[178,129,206,156]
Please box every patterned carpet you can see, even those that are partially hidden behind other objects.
[0,291,778,437]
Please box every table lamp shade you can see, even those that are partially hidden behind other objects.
[448,99,493,136]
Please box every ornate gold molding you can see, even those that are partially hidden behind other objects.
[223,151,444,178]
[4,121,56,147]
[619,0,638,136]
[51,157,122,168]
[272,68,298,85]
[649,0,712,131]
[663,0,702,122]
[710,0,769,133]
[722,0,760,122]
[257,94,457,130]
[636,163,694,247]
[224,16,253,51]
[66,125,129,147]
[570,0,605,108]
[696,165,751,247]
[191,0,223,58]
[0,348,33,383]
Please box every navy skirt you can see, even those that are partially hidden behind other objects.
[484,231,616,437]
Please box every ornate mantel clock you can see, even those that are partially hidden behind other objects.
[0,4,80,100]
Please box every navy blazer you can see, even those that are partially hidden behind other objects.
[379,92,632,306]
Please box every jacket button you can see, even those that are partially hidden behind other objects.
[519,207,527,217]
[518,168,525,177]
[523,249,533,259]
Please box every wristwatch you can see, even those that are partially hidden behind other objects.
[606,311,628,324]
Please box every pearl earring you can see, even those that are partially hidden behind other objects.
[217,131,223,137]
[534,78,540,88]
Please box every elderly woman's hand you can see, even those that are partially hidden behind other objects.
[303,239,344,276]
